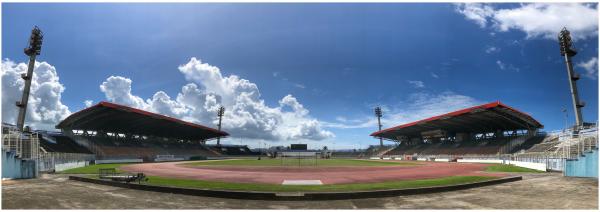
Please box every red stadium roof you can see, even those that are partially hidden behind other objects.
[56,101,228,140]
[370,101,543,141]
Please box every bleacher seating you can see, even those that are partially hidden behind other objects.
[207,145,259,156]
[509,135,546,153]
[384,136,531,157]
[360,145,396,158]
[523,141,560,153]
[39,134,93,154]
[331,151,362,158]
[81,136,224,161]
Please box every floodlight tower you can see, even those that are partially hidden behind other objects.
[374,107,383,147]
[16,26,43,132]
[558,27,584,128]
[216,106,225,146]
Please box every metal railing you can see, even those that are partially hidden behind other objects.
[560,127,598,160]
[38,152,95,172]
[2,129,39,160]
[374,125,598,173]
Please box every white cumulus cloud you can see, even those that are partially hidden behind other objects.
[100,76,148,109]
[455,3,598,40]
[577,57,598,80]
[496,60,520,72]
[485,46,501,54]
[1,59,71,130]
[323,91,483,130]
[98,57,333,142]
[496,60,506,70]
[84,100,93,108]
[407,80,425,88]
[455,3,495,28]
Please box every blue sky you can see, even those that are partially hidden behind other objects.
[2,3,598,149]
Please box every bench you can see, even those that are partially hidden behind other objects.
[98,168,148,184]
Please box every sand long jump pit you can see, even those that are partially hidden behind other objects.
[117,159,511,193]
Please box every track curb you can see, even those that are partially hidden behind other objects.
[69,175,522,200]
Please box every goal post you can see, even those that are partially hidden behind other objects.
[279,151,320,167]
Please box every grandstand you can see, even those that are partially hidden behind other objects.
[358,145,396,158]
[206,145,260,156]
[371,101,545,160]
[37,132,95,172]
[331,150,363,158]
[39,132,92,154]
[55,101,239,162]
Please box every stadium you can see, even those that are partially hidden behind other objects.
[2,3,599,210]
[3,97,597,208]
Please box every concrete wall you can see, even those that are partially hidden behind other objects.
[54,161,89,172]
[154,157,185,162]
[2,151,37,179]
[457,159,504,164]
[457,158,547,172]
[565,150,598,178]
[95,159,143,164]
[504,161,546,171]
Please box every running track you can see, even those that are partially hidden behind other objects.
[121,161,507,185]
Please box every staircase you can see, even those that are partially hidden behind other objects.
[499,135,533,154]
[2,130,39,179]
[509,135,545,153]
[377,145,397,157]
[560,135,598,159]
[70,135,104,157]
[2,130,39,160]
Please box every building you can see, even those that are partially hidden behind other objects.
[56,101,229,162]
[371,101,544,158]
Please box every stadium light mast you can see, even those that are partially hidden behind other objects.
[16,26,43,132]
[216,106,225,146]
[558,27,584,129]
[374,106,383,147]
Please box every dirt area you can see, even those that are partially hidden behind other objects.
[2,173,597,209]
[120,161,505,184]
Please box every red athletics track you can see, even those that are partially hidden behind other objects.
[121,161,508,185]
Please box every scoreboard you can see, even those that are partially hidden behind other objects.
[290,144,307,151]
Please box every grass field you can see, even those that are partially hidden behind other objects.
[59,163,131,174]
[144,175,497,192]
[60,160,512,192]
[60,160,542,175]
[185,158,419,167]
[485,164,544,173]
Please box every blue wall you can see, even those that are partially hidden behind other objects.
[2,151,37,179]
[565,149,598,178]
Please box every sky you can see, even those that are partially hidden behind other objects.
[2,3,598,150]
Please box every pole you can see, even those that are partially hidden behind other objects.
[375,107,383,147]
[378,117,383,147]
[16,55,37,132]
[563,109,568,132]
[563,54,584,127]
[559,28,584,128]
[16,26,43,132]
[216,106,225,146]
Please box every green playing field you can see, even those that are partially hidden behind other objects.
[184,158,420,167]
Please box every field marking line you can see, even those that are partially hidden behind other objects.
[282,180,323,185]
